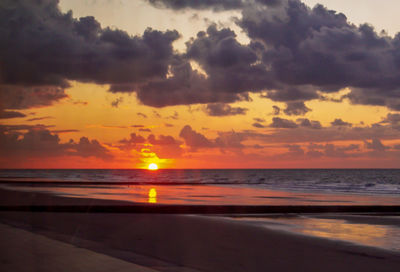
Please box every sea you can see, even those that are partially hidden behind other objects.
[1,169,400,252]
[0,169,399,205]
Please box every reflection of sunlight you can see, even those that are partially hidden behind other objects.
[233,216,400,252]
[276,217,400,251]
[148,188,157,203]
[299,219,388,247]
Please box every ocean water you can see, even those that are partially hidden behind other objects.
[0,169,399,195]
[0,169,399,205]
[1,169,400,252]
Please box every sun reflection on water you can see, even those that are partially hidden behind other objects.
[148,188,157,203]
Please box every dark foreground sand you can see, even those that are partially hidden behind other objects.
[0,188,400,272]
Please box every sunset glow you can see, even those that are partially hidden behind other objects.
[148,163,158,171]
[1,0,400,169]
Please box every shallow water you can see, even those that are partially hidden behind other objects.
[230,215,400,252]
[3,183,400,206]
[1,169,399,196]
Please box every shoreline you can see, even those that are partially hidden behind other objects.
[0,187,400,271]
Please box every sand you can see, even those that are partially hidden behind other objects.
[0,223,159,272]
[0,188,400,272]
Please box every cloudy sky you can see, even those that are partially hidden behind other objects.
[1,0,400,168]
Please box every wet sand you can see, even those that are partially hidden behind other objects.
[0,188,400,271]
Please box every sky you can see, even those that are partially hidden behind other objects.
[1,0,400,169]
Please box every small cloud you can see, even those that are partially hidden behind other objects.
[364,138,387,152]
[27,116,53,122]
[153,110,161,118]
[252,122,266,128]
[0,110,26,119]
[164,123,174,127]
[270,117,298,128]
[272,105,280,115]
[296,118,322,129]
[111,97,123,108]
[139,128,151,132]
[51,129,79,134]
[167,111,179,120]
[70,100,88,106]
[331,118,352,127]
[131,125,145,128]
[284,102,311,116]
[137,113,147,118]
[205,103,248,116]
[102,125,128,129]
[253,117,265,123]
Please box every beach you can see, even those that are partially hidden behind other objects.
[1,188,400,272]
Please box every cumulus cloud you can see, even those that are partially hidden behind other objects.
[205,103,248,116]
[4,0,400,113]
[111,97,123,108]
[0,127,111,160]
[283,101,311,116]
[0,110,26,119]
[147,0,400,111]
[297,118,322,129]
[179,125,246,151]
[118,133,146,150]
[272,105,281,115]
[0,0,178,109]
[116,132,183,158]
[331,118,353,127]
[270,117,298,128]
[147,0,281,11]
[179,125,214,150]
[364,138,387,152]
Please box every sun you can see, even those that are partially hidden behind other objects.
[148,163,158,170]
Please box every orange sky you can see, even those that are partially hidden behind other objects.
[1,0,400,168]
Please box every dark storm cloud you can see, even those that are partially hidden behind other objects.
[380,113,400,130]
[147,0,281,11]
[4,0,400,111]
[136,25,273,107]
[0,127,111,160]
[147,0,400,110]
[0,0,178,109]
[0,86,68,110]
[205,103,248,116]
[237,0,400,110]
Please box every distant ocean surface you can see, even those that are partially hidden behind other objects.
[1,169,399,196]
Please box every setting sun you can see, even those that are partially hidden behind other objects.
[148,163,158,170]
